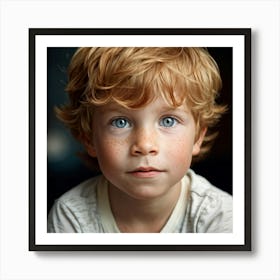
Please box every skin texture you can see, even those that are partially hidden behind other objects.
[85,96,206,232]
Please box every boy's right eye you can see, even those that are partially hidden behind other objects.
[111,118,131,128]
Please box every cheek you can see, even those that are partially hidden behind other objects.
[165,136,195,167]
[94,137,127,170]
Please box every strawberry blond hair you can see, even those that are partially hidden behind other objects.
[56,47,226,159]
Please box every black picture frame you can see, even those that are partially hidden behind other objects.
[29,28,251,251]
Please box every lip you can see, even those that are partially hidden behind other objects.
[127,167,164,178]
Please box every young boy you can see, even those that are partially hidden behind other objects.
[47,47,232,233]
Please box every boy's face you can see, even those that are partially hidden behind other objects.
[85,95,205,201]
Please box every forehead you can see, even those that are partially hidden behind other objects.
[95,94,191,114]
[91,80,191,111]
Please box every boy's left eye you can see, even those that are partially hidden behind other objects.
[159,116,178,127]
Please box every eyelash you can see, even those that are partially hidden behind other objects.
[110,116,180,129]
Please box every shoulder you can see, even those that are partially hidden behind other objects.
[57,176,101,205]
[48,175,106,233]
[186,169,232,233]
[188,169,232,202]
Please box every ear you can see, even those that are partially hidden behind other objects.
[81,134,97,158]
[192,127,207,156]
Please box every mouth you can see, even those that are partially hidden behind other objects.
[127,167,164,178]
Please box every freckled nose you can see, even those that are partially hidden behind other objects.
[130,128,159,156]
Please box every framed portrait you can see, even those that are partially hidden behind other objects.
[29,28,251,251]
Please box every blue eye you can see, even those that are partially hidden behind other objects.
[160,117,177,127]
[111,118,130,128]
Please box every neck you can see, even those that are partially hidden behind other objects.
[108,181,182,233]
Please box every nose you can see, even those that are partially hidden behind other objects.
[130,127,159,156]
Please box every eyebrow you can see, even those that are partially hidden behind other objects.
[97,104,129,114]
[161,105,189,113]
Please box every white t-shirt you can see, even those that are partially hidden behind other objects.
[47,169,232,233]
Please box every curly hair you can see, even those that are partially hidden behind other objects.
[56,47,227,161]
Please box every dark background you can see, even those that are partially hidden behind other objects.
[47,47,232,214]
